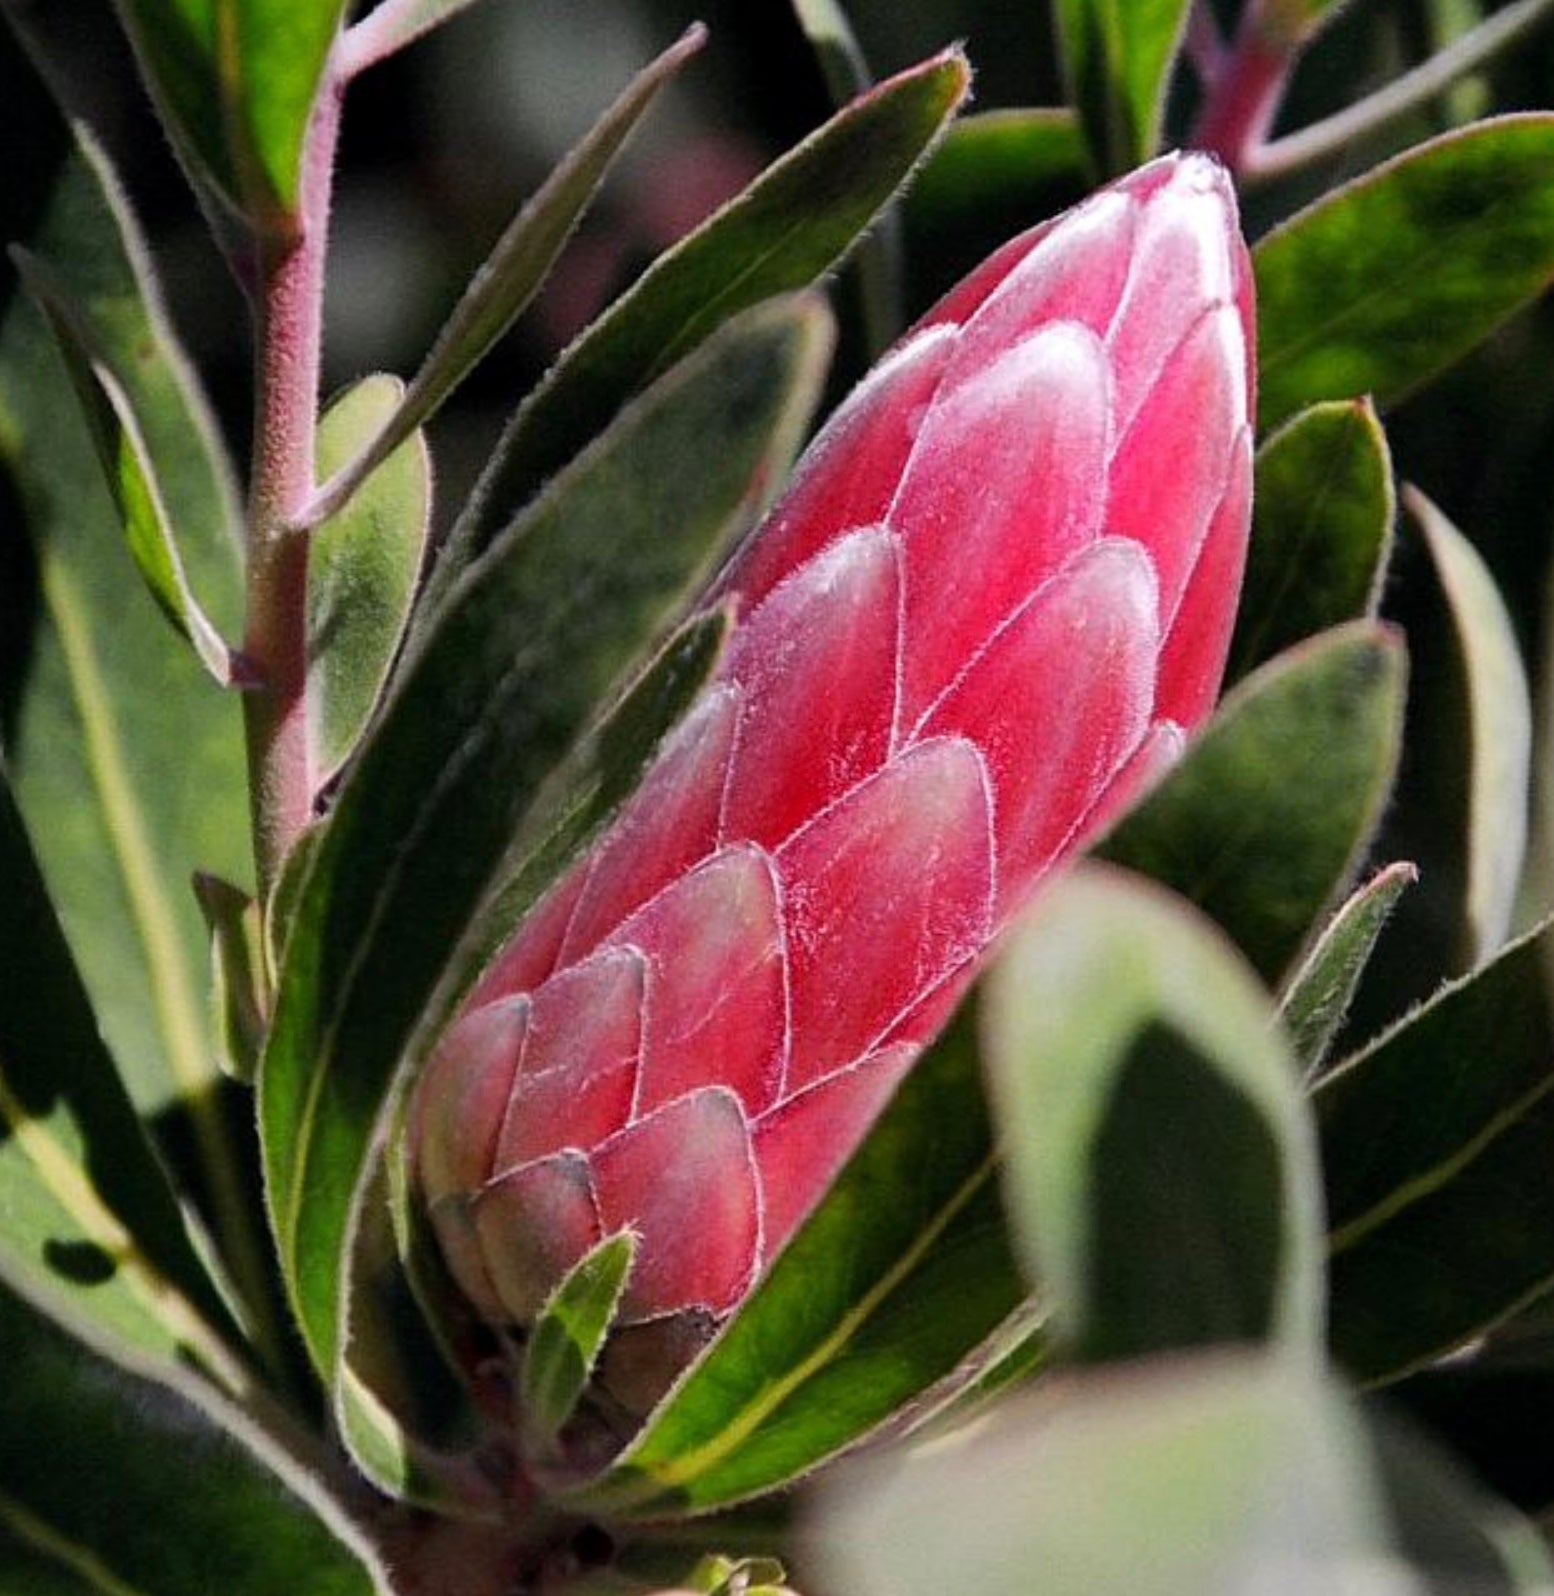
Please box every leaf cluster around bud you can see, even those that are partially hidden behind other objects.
[4,1,1554,1592]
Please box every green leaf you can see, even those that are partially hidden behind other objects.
[787,0,871,103]
[111,0,350,231]
[1053,0,1192,174]
[1255,114,1554,431]
[308,375,431,788]
[260,296,833,1380]
[567,1002,1023,1518]
[308,28,704,527]
[981,865,1324,1364]
[0,1276,385,1596]
[1278,861,1419,1076]
[1406,486,1531,963]
[906,107,1087,228]
[1227,398,1395,685]
[1099,622,1407,985]
[431,48,970,607]
[194,873,268,1086]
[813,1350,1541,1596]
[1319,923,1554,1382]
[522,1231,637,1449]
[333,1170,496,1514]
[0,144,262,1325]
[12,249,238,683]
[0,773,245,1386]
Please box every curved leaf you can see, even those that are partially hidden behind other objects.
[339,0,492,75]
[309,28,704,525]
[1406,486,1531,963]
[1279,861,1419,1076]
[1099,622,1407,985]
[0,1276,385,1596]
[12,248,237,683]
[260,297,834,1379]
[1320,923,1554,1381]
[431,48,970,607]
[981,865,1324,1363]
[1255,114,1554,430]
[567,1001,1022,1520]
[1227,398,1395,685]
[308,375,431,788]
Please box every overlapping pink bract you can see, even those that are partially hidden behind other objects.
[414,152,1255,1353]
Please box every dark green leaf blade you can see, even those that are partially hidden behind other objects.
[260,297,834,1379]
[1320,923,1554,1381]
[111,0,350,229]
[308,375,431,787]
[0,1276,385,1596]
[1053,0,1192,174]
[1279,861,1418,1076]
[311,28,704,524]
[1099,622,1407,985]
[0,772,244,1382]
[982,866,1323,1364]
[1255,115,1554,431]
[1227,398,1395,685]
[566,1002,1023,1519]
[522,1232,637,1448]
[433,48,970,604]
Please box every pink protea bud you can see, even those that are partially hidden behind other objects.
[413,151,1254,1398]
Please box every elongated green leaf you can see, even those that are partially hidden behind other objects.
[0,774,244,1386]
[260,297,833,1379]
[1227,398,1394,685]
[1279,861,1418,1075]
[906,107,1087,229]
[1255,115,1554,431]
[522,1232,637,1448]
[1099,623,1407,985]
[432,49,969,608]
[111,0,349,231]
[788,0,870,103]
[982,866,1323,1364]
[0,1276,385,1596]
[309,29,703,526]
[1406,487,1531,963]
[1320,923,1554,1381]
[1053,0,1192,174]
[567,1003,1022,1519]
[0,141,264,1332]
[333,1171,496,1514]
[13,249,237,683]
[308,375,431,788]
[193,873,267,1086]
[815,1350,1544,1596]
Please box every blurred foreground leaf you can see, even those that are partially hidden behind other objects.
[982,866,1323,1363]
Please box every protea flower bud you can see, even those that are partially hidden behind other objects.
[413,151,1254,1401]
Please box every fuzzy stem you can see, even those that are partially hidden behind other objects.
[243,70,343,892]
[1244,0,1554,182]
[1191,7,1296,169]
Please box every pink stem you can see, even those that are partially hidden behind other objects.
[244,68,343,890]
[1191,11,1296,171]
